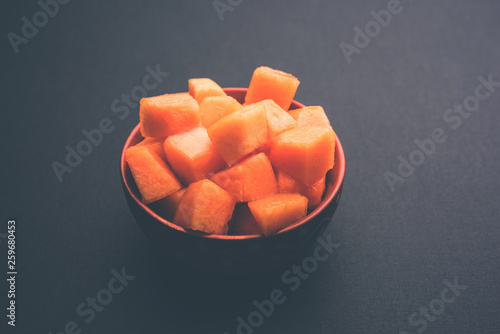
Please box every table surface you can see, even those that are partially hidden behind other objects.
[2,0,499,333]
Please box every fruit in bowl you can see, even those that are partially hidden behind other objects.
[121,67,345,274]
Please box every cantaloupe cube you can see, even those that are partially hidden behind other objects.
[232,204,262,235]
[174,179,235,235]
[288,106,331,128]
[140,93,200,137]
[269,126,335,185]
[199,95,242,128]
[125,145,182,204]
[135,137,167,161]
[277,170,325,209]
[149,188,186,221]
[207,103,268,165]
[248,193,308,236]
[253,99,296,137]
[245,66,300,111]
[189,78,226,103]
[164,127,226,184]
[211,152,278,202]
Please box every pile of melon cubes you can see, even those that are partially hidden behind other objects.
[125,66,336,236]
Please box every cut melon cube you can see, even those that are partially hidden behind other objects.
[207,103,268,165]
[288,106,331,128]
[245,66,300,111]
[164,127,226,184]
[140,93,200,137]
[277,170,325,209]
[135,137,167,162]
[125,145,182,204]
[252,99,296,137]
[174,179,235,235]
[149,188,187,221]
[248,194,308,236]
[232,204,262,235]
[189,78,226,103]
[200,95,242,128]
[269,126,335,185]
[211,152,278,202]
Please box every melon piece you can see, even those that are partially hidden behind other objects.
[135,137,167,161]
[269,126,335,185]
[164,127,226,184]
[232,204,262,235]
[248,194,308,236]
[140,93,200,137]
[174,179,235,235]
[277,170,325,209]
[211,152,278,202]
[288,106,331,128]
[200,95,242,128]
[245,66,300,110]
[189,78,226,104]
[253,99,296,137]
[125,145,182,204]
[207,103,268,165]
[149,188,186,221]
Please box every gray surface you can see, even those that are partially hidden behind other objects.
[1,0,499,333]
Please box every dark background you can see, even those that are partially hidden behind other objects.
[2,0,499,333]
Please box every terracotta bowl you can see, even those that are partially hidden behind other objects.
[120,88,345,275]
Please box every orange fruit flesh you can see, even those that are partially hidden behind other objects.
[125,145,182,204]
[245,66,300,111]
[174,179,235,235]
[248,193,308,236]
[211,152,278,202]
[207,103,268,165]
[269,126,335,185]
[189,78,226,104]
[276,169,325,209]
[140,93,200,137]
[164,127,226,184]
[288,106,331,128]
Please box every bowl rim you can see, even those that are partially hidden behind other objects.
[120,87,346,241]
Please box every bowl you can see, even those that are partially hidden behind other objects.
[120,88,345,275]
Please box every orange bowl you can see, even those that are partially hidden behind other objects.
[120,88,345,274]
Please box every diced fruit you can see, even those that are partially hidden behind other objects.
[211,152,278,202]
[245,66,300,111]
[125,145,182,204]
[140,93,200,137]
[248,194,308,236]
[269,126,335,185]
[189,78,226,103]
[135,137,167,161]
[207,103,268,165]
[125,67,340,236]
[277,170,325,209]
[164,127,226,184]
[174,179,235,235]
[149,188,186,221]
[288,106,331,128]
[232,204,262,235]
[254,99,296,137]
[199,95,242,128]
